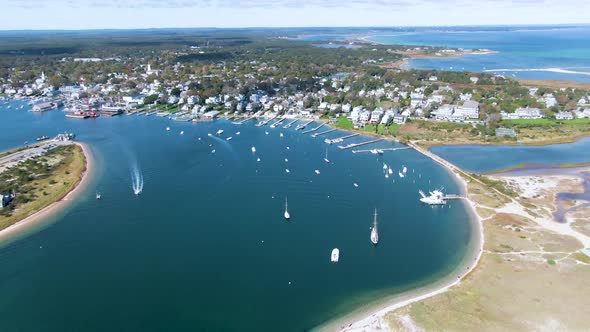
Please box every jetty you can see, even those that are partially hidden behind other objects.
[351,147,410,154]
[338,138,383,150]
[443,194,465,200]
[325,133,359,144]
[311,128,337,138]
[296,120,314,130]
[302,122,325,134]
[283,119,298,129]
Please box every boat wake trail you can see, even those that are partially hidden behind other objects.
[130,163,144,195]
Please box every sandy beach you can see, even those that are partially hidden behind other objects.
[317,142,485,332]
[0,142,94,245]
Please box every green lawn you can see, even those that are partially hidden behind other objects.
[502,118,590,126]
[335,116,353,129]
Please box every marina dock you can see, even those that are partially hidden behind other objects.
[302,122,325,134]
[233,116,254,125]
[311,128,337,138]
[338,138,383,150]
[270,117,286,128]
[283,119,298,129]
[351,147,410,154]
[443,194,465,200]
[296,120,314,130]
[325,133,359,144]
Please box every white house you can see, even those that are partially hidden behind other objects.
[453,100,480,119]
[501,107,543,120]
[555,111,574,120]
[432,104,455,119]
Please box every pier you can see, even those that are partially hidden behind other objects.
[338,138,383,150]
[311,128,337,138]
[296,120,314,130]
[443,194,465,200]
[325,133,359,144]
[302,122,325,134]
[270,117,286,128]
[283,119,298,129]
[233,116,254,125]
[351,147,410,154]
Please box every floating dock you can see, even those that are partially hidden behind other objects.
[302,122,325,134]
[311,128,337,138]
[325,133,359,144]
[338,138,383,150]
[351,147,411,154]
[443,194,465,200]
[283,119,298,129]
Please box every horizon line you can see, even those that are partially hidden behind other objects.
[1,22,589,33]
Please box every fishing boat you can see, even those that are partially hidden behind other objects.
[331,248,340,262]
[370,208,379,245]
[284,197,290,220]
[324,148,330,163]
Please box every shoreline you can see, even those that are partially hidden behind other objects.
[0,142,94,245]
[316,129,484,331]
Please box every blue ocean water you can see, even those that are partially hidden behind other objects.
[368,27,590,82]
[431,138,590,173]
[0,103,474,331]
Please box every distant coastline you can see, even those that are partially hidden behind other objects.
[0,142,93,245]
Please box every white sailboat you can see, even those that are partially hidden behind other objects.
[324,148,330,163]
[284,197,290,220]
[371,208,379,245]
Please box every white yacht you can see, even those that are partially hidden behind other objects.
[285,169,290,173]
[166,127,170,131]
[96,193,101,200]
[284,197,290,220]
[180,131,184,135]
[251,146,256,153]
[314,170,320,175]
[236,131,241,135]
[216,129,224,135]
[226,137,232,141]
[419,189,446,205]
[371,208,379,245]
[331,248,340,262]
[402,166,407,174]
[398,171,405,178]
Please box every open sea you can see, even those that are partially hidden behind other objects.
[0,101,475,331]
[296,26,590,83]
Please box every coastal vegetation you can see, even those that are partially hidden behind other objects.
[386,172,590,331]
[0,144,85,231]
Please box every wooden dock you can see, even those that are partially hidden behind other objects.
[283,119,298,129]
[351,147,410,154]
[296,120,314,130]
[311,128,337,138]
[232,116,254,125]
[325,133,359,144]
[302,122,325,134]
[338,138,383,150]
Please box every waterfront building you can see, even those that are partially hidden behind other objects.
[555,111,574,120]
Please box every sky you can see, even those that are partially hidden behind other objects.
[2,0,589,30]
